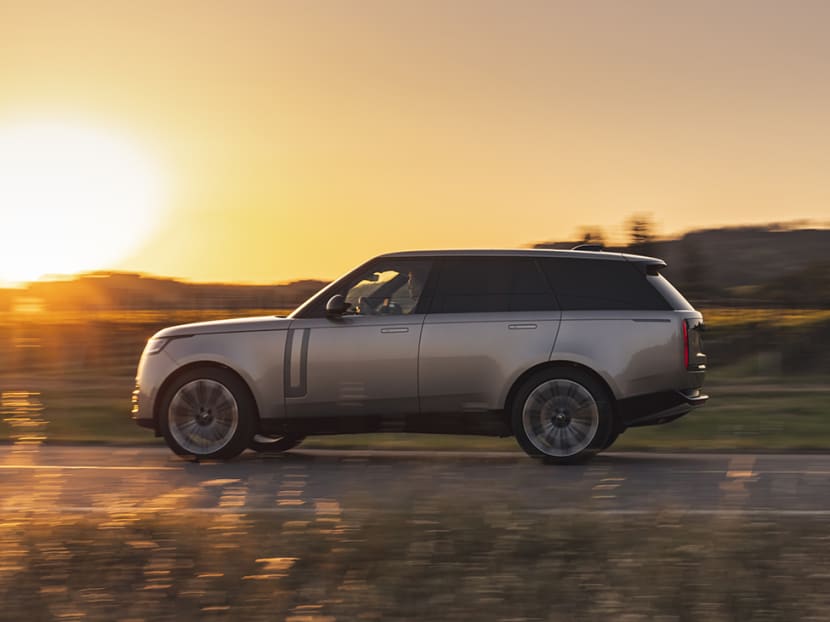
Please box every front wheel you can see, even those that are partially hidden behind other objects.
[512,368,613,464]
[159,367,256,459]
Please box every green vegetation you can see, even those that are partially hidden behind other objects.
[284,385,830,452]
[2,509,830,620]
[614,386,830,451]
[702,307,830,328]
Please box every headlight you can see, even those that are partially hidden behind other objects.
[144,337,171,355]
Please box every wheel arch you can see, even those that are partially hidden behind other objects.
[152,361,262,435]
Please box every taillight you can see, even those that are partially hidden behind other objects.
[682,319,690,369]
[682,318,707,371]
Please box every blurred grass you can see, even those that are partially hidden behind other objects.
[3,380,830,452]
[2,509,830,620]
[702,307,830,328]
[0,308,288,327]
[296,387,830,452]
[613,388,830,451]
[1,307,830,451]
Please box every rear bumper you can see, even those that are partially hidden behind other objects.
[617,389,709,428]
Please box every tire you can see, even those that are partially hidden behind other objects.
[249,434,305,453]
[601,429,620,451]
[511,367,613,464]
[159,366,256,459]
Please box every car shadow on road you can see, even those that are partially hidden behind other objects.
[166,448,733,473]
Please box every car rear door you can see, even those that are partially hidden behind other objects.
[418,256,561,414]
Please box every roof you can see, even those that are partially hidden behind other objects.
[378,248,666,265]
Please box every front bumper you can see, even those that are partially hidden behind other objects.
[617,389,709,428]
[131,349,180,435]
[131,383,156,429]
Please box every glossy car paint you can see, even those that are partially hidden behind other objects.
[284,313,423,418]
[418,310,561,413]
[552,309,704,399]
[133,249,706,437]
[135,317,289,424]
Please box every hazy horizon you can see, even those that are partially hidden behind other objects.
[0,217,824,290]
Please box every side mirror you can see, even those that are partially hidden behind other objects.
[325,294,351,317]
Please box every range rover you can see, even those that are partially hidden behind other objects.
[132,249,707,463]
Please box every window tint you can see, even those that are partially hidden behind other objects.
[649,273,693,311]
[433,258,558,313]
[541,258,671,311]
[343,260,431,315]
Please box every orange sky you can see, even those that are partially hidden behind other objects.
[2,1,830,284]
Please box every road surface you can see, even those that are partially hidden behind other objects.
[0,444,827,516]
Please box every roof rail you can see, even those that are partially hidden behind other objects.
[571,244,604,251]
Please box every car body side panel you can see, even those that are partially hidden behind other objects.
[284,315,425,418]
[159,330,289,420]
[419,311,561,412]
[552,310,703,399]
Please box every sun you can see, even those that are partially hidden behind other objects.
[0,121,168,285]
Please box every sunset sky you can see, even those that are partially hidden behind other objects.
[2,0,830,285]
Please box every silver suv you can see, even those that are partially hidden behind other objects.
[133,249,707,463]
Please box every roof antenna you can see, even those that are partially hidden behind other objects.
[571,244,604,251]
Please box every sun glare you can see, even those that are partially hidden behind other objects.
[0,121,168,285]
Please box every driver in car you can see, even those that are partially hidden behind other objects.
[365,268,425,315]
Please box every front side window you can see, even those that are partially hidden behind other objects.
[343,260,431,315]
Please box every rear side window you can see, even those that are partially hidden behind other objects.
[433,257,558,313]
[541,258,671,311]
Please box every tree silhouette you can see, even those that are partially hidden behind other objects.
[680,235,707,297]
[576,226,606,247]
[626,214,656,255]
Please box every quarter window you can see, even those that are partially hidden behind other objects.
[541,258,671,311]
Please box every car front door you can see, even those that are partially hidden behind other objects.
[284,258,433,419]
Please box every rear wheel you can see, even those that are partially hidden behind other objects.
[512,368,613,464]
[601,429,620,451]
[159,367,256,459]
[249,434,305,453]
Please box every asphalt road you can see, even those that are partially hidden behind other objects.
[1,444,828,516]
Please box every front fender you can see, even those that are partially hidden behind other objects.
[162,330,289,421]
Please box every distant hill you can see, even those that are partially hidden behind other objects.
[647,226,829,287]
[533,225,830,306]
[0,272,327,312]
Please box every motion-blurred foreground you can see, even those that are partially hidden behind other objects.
[4,509,830,620]
[3,446,830,621]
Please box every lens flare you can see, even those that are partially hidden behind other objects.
[0,121,168,285]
